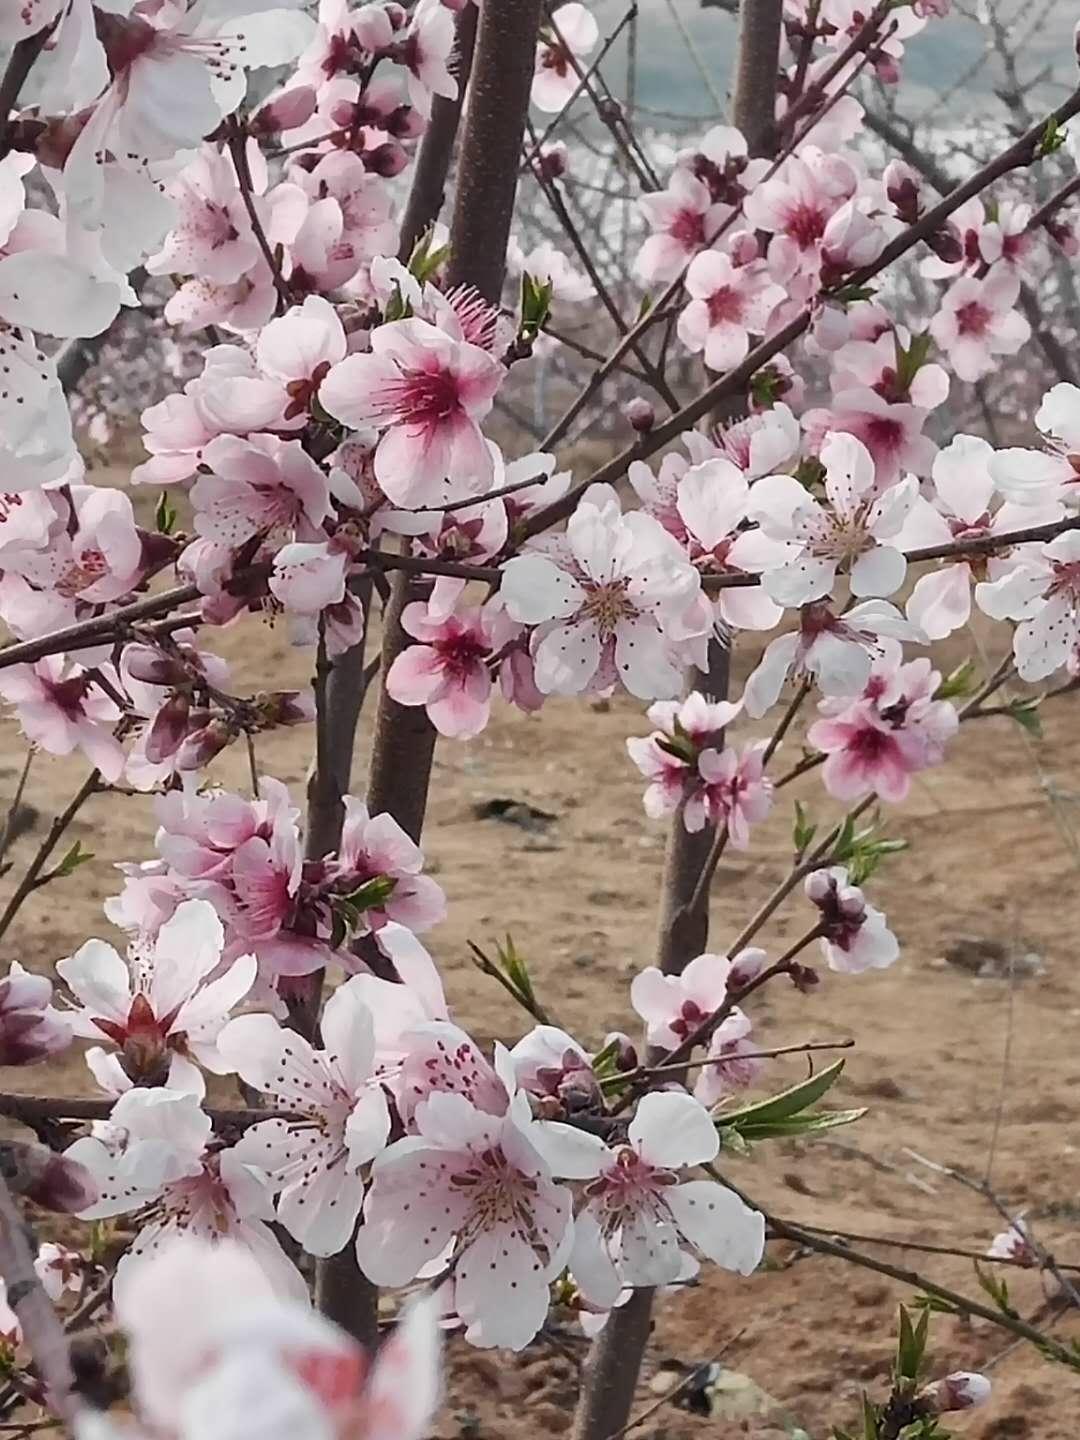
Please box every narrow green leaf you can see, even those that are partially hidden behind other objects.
[731,1107,866,1142]
[717,1058,847,1128]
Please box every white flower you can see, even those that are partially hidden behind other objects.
[536,1091,764,1307]
[221,979,390,1256]
[751,432,916,606]
[501,486,706,699]
[54,899,256,1097]
[990,382,1080,509]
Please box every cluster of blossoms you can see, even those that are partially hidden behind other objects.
[1,0,1078,1431]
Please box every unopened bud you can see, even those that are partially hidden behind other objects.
[144,692,191,764]
[804,870,834,905]
[727,947,767,991]
[883,160,921,224]
[251,85,317,136]
[927,225,963,265]
[0,966,69,1066]
[625,397,655,433]
[601,1032,638,1072]
[1,1142,99,1214]
[383,2,409,31]
[532,142,568,182]
[363,140,409,177]
[727,229,759,266]
[176,718,234,771]
[919,1372,991,1414]
[123,644,191,687]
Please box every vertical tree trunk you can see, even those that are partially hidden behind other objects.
[569,5,783,1433]
[314,0,543,1344]
[446,0,544,303]
[397,4,479,261]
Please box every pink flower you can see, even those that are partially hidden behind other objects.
[254,294,348,423]
[148,146,260,284]
[678,251,784,372]
[119,1238,439,1440]
[222,981,391,1257]
[34,1243,84,1303]
[743,149,859,289]
[751,432,916,605]
[386,600,499,738]
[398,0,458,118]
[930,266,1030,383]
[320,318,503,507]
[694,1008,765,1106]
[0,656,124,780]
[193,433,332,547]
[269,540,349,615]
[976,531,1080,680]
[356,1085,572,1350]
[807,699,942,806]
[337,798,447,934]
[532,3,599,112]
[689,742,774,844]
[501,486,706,700]
[631,951,734,1050]
[0,962,70,1067]
[990,381,1080,509]
[55,899,256,1097]
[805,866,899,973]
[898,433,1058,640]
[636,170,726,284]
[6,483,144,613]
[537,1091,764,1307]
[743,599,924,717]
[803,387,937,487]
[65,1089,305,1305]
[987,1219,1036,1266]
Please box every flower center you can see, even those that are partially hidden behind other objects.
[706,285,744,326]
[670,208,706,249]
[954,300,990,337]
[580,578,636,638]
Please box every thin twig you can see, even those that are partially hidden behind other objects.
[0,773,100,944]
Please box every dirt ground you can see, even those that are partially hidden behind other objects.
[3,468,1080,1439]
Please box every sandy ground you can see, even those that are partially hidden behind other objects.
[3,471,1080,1438]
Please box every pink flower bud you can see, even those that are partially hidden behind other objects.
[176,719,234,771]
[727,947,767,991]
[382,3,409,31]
[144,692,191,764]
[883,160,921,223]
[727,228,759,266]
[602,1032,638,1072]
[804,870,833,905]
[0,966,69,1066]
[927,225,964,265]
[919,1372,991,1414]
[252,85,317,136]
[533,142,568,181]
[123,645,191,687]
[2,1142,99,1214]
[363,141,409,177]
[625,397,655,433]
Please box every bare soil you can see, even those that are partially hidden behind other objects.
[3,468,1080,1439]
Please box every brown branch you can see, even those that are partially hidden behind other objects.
[226,119,292,313]
[0,1093,282,1133]
[731,0,784,157]
[0,773,100,945]
[0,1179,79,1426]
[0,31,51,159]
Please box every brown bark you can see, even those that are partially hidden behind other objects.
[397,4,479,261]
[730,0,784,157]
[445,0,544,303]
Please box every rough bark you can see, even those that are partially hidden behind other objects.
[730,0,784,157]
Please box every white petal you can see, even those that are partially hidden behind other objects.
[0,253,123,338]
[629,1091,719,1168]
[665,1180,765,1274]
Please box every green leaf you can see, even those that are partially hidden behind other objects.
[655,733,697,764]
[1038,118,1065,157]
[53,840,94,879]
[793,799,817,856]
[718,1058,847,1129]
[519,272,554,341]
[974,1262,1014,1315]
[894,332,933,394]
[340,874,398,912]
[407,228,449,284]
[862,1393,879,1440]
[730,1107,866,1142]
[829,282,878,305]
[934,658,976,700]
[497,933,538,1007]
[896,1303,929,1382]
[590,1036,623,1080]
[155,491,177,536]
[1004,695,1043,737]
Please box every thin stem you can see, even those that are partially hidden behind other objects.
[0,31,51,159]
[787,1219,1080,1274]
[0,750,34,869]
[608,1035,854,1089]
[0,773,100,944]
[226,119,292,312]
